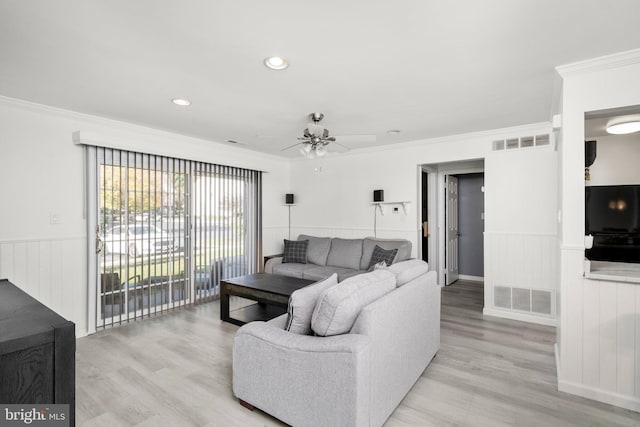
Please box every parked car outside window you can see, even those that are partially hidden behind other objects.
[104,224,175,257]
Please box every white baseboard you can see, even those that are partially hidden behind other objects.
[558,378,640,413]
[483,307,556,327]
[458,274,484,282]
[555,340,640,413]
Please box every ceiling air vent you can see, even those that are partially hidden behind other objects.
[492,133,551,152]
[535,134,550,146]
[506,138,519,149]
[520,136,534,148]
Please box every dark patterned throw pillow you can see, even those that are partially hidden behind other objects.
[283,239,309,264]
[367,245,398,271]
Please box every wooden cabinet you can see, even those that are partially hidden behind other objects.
[0,279,75,426]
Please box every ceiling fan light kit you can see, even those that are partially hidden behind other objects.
[295,112,340,158]
[280,112,376,158]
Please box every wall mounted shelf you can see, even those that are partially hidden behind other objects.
[372,201,410,215]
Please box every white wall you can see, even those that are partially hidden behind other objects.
[288,122,558,325]
[0,97,290,337]
[484,147,558,325]
[586,133,640,186]
[0,94,562,338]
[556,49,640,412]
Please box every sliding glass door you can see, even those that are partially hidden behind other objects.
[88,147,261,330]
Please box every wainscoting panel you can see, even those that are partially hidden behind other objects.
[291,226,416,243]
[558,247,640,412]
[0,237,87,337]
[484,232,558,324]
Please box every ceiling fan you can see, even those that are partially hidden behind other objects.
[281,113,375,158]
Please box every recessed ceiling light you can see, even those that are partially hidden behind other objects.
[264,56,288,70]
[172,98,191,106]
[386,129,401,134]
[606,120,640,135]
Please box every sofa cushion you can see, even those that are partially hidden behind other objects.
[301,266,364,282]
[367,245,398,271]
[298,235,332,266]
[311,270,396,336]
[272,263,311,279]
[285,274,338,335]
[360,238,412,270]
[283,239,308,264]
[387,259,430,287]
[326,238,364,270]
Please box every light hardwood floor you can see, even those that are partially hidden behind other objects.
[76,282,640,426]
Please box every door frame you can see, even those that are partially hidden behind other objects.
[418,161,484,286]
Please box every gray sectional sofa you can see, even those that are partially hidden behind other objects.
[265,234,413,281]
[233,258,440,427]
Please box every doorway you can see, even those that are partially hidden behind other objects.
[419,161,484,286]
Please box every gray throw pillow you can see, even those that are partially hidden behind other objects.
[285,273,338,335]
[367,245,398,271]
[283,239,308,264]
[311,270,396,336]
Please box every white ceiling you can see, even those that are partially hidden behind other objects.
[1,1,640,157]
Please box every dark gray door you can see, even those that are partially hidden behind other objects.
[457,173,484,278]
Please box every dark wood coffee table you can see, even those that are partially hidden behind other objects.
[220,273,315,326]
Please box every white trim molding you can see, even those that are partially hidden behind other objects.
[484,308,557,327]
[458,274,484,282]
[556,48,640,78]
[558,379,640,413]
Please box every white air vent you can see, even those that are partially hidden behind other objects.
[492,133,551,151]
[535,134,550,146]
[520,136,534,148]
[494,286,553,316]
[512,288,531,311]
[506,138,519,149]
[494,286,511,308]
[532,290,552,314]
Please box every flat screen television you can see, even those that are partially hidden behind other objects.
[585,185,640,234]
[585,185,640,263]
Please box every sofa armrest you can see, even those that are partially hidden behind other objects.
[233,322,371,427]
[264,256,283,273]
[350,270,440,426]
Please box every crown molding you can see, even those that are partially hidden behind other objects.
[0,95,287,166]
[555,48,640,78]
[339,121,552,159]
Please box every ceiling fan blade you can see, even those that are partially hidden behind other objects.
[330,141,350,153]
[325,137,336,142]
[280,142,302,151]
[332,134,377,149]
[333,134,377,144]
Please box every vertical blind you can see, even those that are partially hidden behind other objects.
[95,147,262,328]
